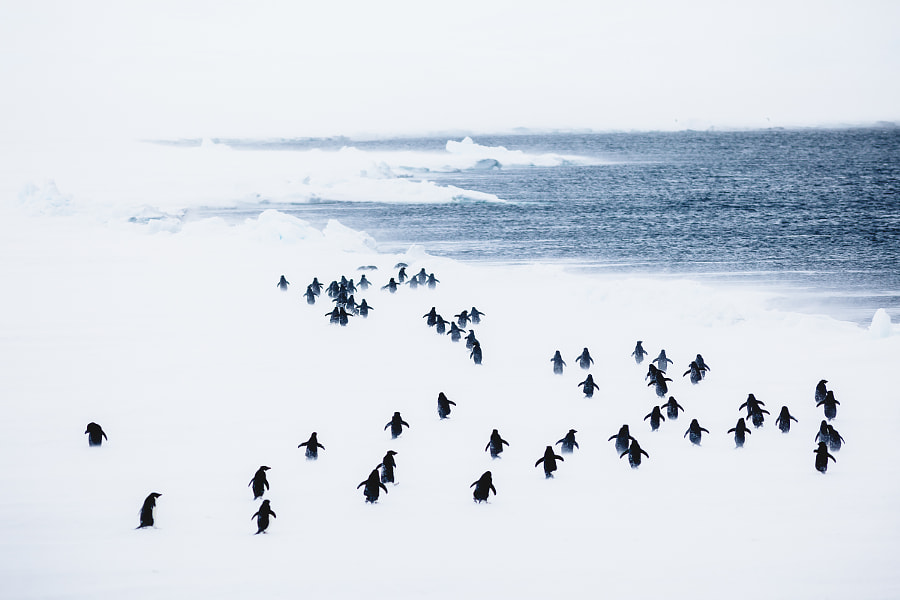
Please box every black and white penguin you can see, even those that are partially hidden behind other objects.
[608,425,635,455]
[620,439,649,468]
[304,285,317,305]
[84,422,108,446]
[683,361,703,385]
[653,350,674,373]
[817,390,840,420]
[426,273,440,288]
[454,310,470,328]
[814,442,836,473]
[298,432,325,460]
[252,499,276,534]
[465,330,479,349]
[662,396,685,420]
[423,307,438,327]
[555,429,579,453]
[632,341,648,364]
[384,412,410,439]
[358,468,389,503]
[470,341,483,365]
[575,348,594,370]
[309,277,323,296]
[826,425,844,452]
[381,278,399,293]
[469,307,485,324]
[695,354,711,377]
[397,266,408,283]
[551,350,566,375]
[535,446,564,478]
[435,315,450,335]
[648,373,673,398]
[775,406,798,433]
[727,418,751,448]
[815,379,828,405]
[485,429,509,458]
[644,406,666,431]
[684,419,709,446]
[447,322,466,342]
[380,451,398,484]
[471,471,496,502]
[276,275,289,291]
[358,274,372,290]
[137,493,162,529]
[577,374,599,398]
[249,466,271,499]
[437,392,456,419]
[358,299,373,317]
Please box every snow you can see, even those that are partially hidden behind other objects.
[1,144,899,600]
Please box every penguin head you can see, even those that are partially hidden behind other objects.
[260,466,271,471]
[385,450,397,456]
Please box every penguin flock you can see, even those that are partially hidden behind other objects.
[82,262,848,533]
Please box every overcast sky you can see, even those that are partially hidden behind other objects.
[1,0,898,141]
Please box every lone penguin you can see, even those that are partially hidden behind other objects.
[380,450,398,484]
[608,425,636,455]
[437,392,456,419]
[137,493,162,529]
[620,439,649,468]
[252,499,276,534]
[535,446,564,478]
[576,348,594,370]
[276,275,289,291]
[471,471,496,502]
[298,432,325,460]
[249,466,271,499]
[727,418,751,448]
[551,350,566,375]
[485,429,509,458]
[84,422,108,446]
[385,412,410,439]
[577,374,600,398]
[814,442,836,473]
[632,341,648,364]
[653,350,674,373]
[358,468,389,503]
[817,390,840,420]
[662,396,685,420]
[775,406,798,433]
[555,429,579,453]
[684,419,709,446]
[644,406,666,431]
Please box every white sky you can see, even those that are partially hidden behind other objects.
[1,0,898,141]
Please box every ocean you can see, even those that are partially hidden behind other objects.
[184,128,900,325]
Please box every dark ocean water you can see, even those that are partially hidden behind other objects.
[196,129,900,325]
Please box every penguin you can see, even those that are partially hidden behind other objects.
[739,394,766,419]
[381,278,399,293]
[645,363,661,384]
[682,361,703,385]
[577,374,599,398]
[407,277,419,290]
[338,307,352,326]
[326,307,341,324]
[814,442,836,473]
[426,273,440,288]
[437,392,456,419]
[826,425,844,452]
[397,266,408,283]
[695,354,711,377]
[815,420,831,446]
[447,322,466,342]
[775,406,798,433]
[644,406,666,431]
[465,330,479,349]
[298,432,325,460]
[608,425,636,455]
[435,315,450,335]
[620,439,649,468]
[252,499,276,534]
[380,451,398,484]
[344,295,359,315]
[632,341,648,364]
[576,347,594,370]
[817,390,840,420]
[309,277,323,296]
[385,412,410,439]
[684,419,709,446]
[423,307,438,327]
[727,418,751,448]
[358,274,372,290]
[535,446,564,478]
[358,299,373,318]
[551,350,566,375]
[326,280,340,298]
[249,466,270,500]
[347,278,358,294]
[653,350,674,373]
[815,379,828,405]
[416,268,428,285]
[358,468,389,503]
[469,307,485,324]
[470,341,483,365]
[84,422,108,446]
[471,471,496,503]
[648,373,672,398]
[454,310,470,328]
[304,285,317,305]
[137,493,162,529]
[485,429,509,458]
[662,396,685,420]
[748,404,770,429]
[555,429,579,453]
[276,275,290,291]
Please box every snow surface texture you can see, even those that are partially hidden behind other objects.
[2,147,900,600]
